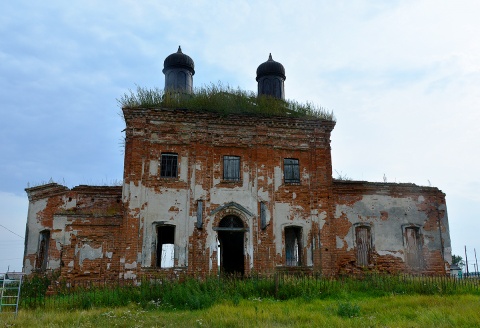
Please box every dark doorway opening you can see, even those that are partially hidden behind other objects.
[156,225,175,268]
[217,216,245,275]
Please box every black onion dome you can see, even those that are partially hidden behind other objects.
[256,53,286,81]
[163,46,195,74]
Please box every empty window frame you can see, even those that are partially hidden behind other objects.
[223,156,240,181]
[160,153,178,178]
[405,227,423,269]
[285,226,302,266]
[355,226,371,267]
[284,158,300,184]
[36,230,50,271]
[156,225,175,268]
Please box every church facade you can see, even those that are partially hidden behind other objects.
[23,48,452,280]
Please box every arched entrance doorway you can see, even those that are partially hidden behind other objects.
[215,216,245,275]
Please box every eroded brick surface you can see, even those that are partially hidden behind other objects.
[22,108,451,281]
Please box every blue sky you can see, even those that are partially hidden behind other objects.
[1,0,479,273]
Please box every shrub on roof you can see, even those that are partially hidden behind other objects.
[118,83,335,120]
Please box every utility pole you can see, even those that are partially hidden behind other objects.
[475,248,479,277]
[465,245,469,277]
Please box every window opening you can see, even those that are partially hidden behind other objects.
[223,156,240,181]
[260,202,267,230]
[355,226,371,266]
[36,230,50,271]
[285,226,302,266]
[156,225,175,268]
[405,227,423,269]
[284,158,300,183]
[196,200,203,229]
[160,153,178,178]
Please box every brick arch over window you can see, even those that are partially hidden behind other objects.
[210,202,253,230]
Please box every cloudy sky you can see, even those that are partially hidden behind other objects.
[1,0,479,273]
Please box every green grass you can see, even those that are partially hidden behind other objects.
[118,83,335,120]
[2,295,480,327]
[18,273,480,312]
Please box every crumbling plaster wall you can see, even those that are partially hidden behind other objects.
[122,108,335,277]
[333,181,451,274]
[23,184,123,278]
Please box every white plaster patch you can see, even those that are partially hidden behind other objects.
[179,156,188,181]
[377,250,403,260]
[336,236,345,249]
[78,244,103,267]
[318,211,327,230]
[149,160,158,176]
[274,166,282,191]
[125,261,137,269]
[124,271,137,280]
[49,259,60,270]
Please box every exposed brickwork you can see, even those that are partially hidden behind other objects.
[333,181,450,275]
[23,108,452,281]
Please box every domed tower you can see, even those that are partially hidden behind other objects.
[163,46,195,93]
[256,53,286,100]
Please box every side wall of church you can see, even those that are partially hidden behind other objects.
[23,184,123,280]
[333,181,451,274]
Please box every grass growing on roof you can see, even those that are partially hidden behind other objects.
[118,83,335,120]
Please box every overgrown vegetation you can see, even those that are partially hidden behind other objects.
[2,274,479,326]
[118,84,335,120]
[17,273,480,312]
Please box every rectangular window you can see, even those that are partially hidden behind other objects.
[285,226,302,266]
[405,227,422,269]
[223,156,240,181]
[355,226,371,267]
[284,158,300,183]
[156,225,175,268]
[260,202,267,230]
[36,230,50,271]
[160,153,178,178]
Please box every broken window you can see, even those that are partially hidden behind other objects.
[160,153,178,178]
[355,226,371,266]
[156,225,175,268]
[285,226,302,266]
[223,156,240,181]
[284,158,300,184]
[36,230,50,271]
[405,227,423,269]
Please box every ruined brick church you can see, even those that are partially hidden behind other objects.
[23,47,452,280]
